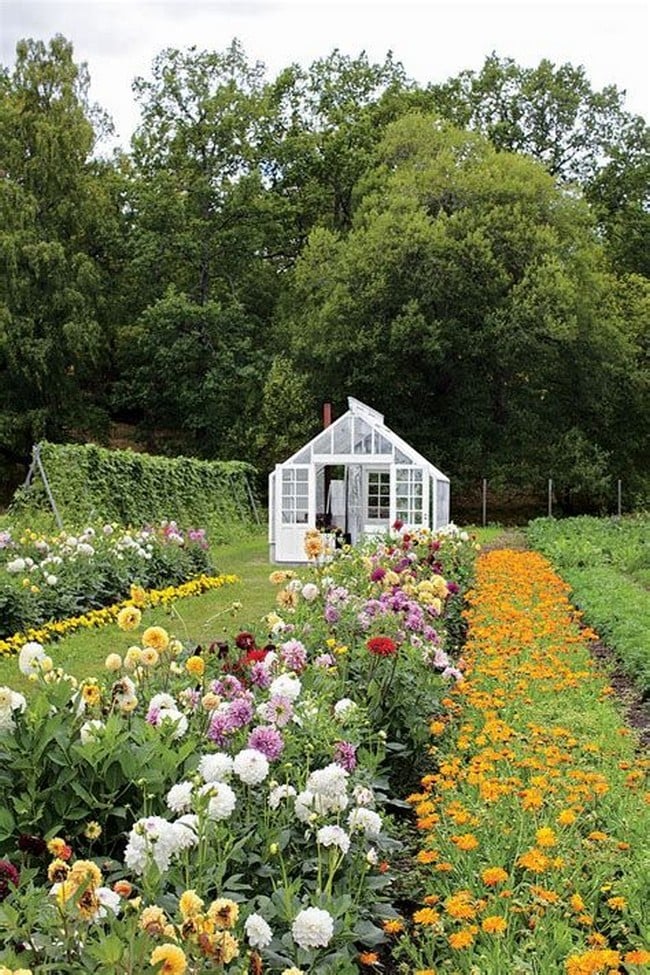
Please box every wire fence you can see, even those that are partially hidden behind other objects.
[453,478,632,527]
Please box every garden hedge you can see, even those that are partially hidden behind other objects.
[11,441,259,541]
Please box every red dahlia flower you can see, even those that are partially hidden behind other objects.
[366,636,398,657]
[0,860,19,901]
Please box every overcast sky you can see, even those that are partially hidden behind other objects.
[1,0,648,152]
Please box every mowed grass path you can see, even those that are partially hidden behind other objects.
[0,532,282,692]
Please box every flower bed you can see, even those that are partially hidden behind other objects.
[393,549,650,974]
[0,573,239,658]
[0,521,212,644]
[0,526,479,974]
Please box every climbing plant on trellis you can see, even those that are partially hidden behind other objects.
[12,441,260,541]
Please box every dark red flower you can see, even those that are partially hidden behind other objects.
[392,519,404,531]
[366,636,398,657]
[0,860,19,901]
[235,631,256,651]
[17,834,47,856]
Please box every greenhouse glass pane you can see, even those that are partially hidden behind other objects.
[394,447,412,463]
[376,433,392,454]
[333,419,353,453]
[311,429,332,454]
[353,417,373,453]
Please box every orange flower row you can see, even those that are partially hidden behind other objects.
[397,549,649,974]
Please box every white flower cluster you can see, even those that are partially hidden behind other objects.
[18,641,47,676]
[0,684,26,734]
[124,814,198,874]
[244,912,273,948]
[147,692,188,739]
[316,824,350,854]
[295,763,349,822]
[233,748,270,785]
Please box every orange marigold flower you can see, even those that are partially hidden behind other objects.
[531,885,560,904]
[451,833,479,851]
[448,926,478,949]
[358,951,380,965]
[587,831,608,842]
[520,788,544,810]
[565,948,621,975]
[625,950,650,964]
[606,896,626,911]
[445,891,477,920]
[435,861,453,872]
[416,850,439,864]
[382,919,405,935]
[570,893,586,913]
[481,866,509,887]
[517,848,550,872]
[557,809,577,826]
[481,915,507,935]
[429,720,446,735]
[535,827,557,847]
[413,907,440,925]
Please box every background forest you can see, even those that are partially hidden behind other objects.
[0,35,648,514]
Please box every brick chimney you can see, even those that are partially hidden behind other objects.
[323,402,332,428]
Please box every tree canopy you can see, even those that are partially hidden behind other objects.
[0,35,648,509]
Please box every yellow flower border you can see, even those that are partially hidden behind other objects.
[0,573,239,657]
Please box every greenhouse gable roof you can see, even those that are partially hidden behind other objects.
[281,396,449,482]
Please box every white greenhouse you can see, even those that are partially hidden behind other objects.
[268,397,451,563]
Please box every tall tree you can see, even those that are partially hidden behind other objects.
[259,48,417,251]
[428,54,650,276]
[0,35,115,465]
[283,114,648,499]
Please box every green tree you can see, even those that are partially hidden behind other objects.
[254,355,319,475]
[428,54,650,277]
[283,114,648,501]
[259,48,417,250]
[113,288,263,459]
[0,35,116,467]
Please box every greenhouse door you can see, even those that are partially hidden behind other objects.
[363,468,391,534]
[275,464,315,562]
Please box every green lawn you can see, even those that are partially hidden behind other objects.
[0,532,281,692]
[0,523,499,694]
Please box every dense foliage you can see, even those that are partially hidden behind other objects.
[11,441,259,541]
[1,36,648,508]
[527,514,650,692]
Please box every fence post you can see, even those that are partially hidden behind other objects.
[617,479,622,518]
[547,478,553,518]
[482,478,487,527]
